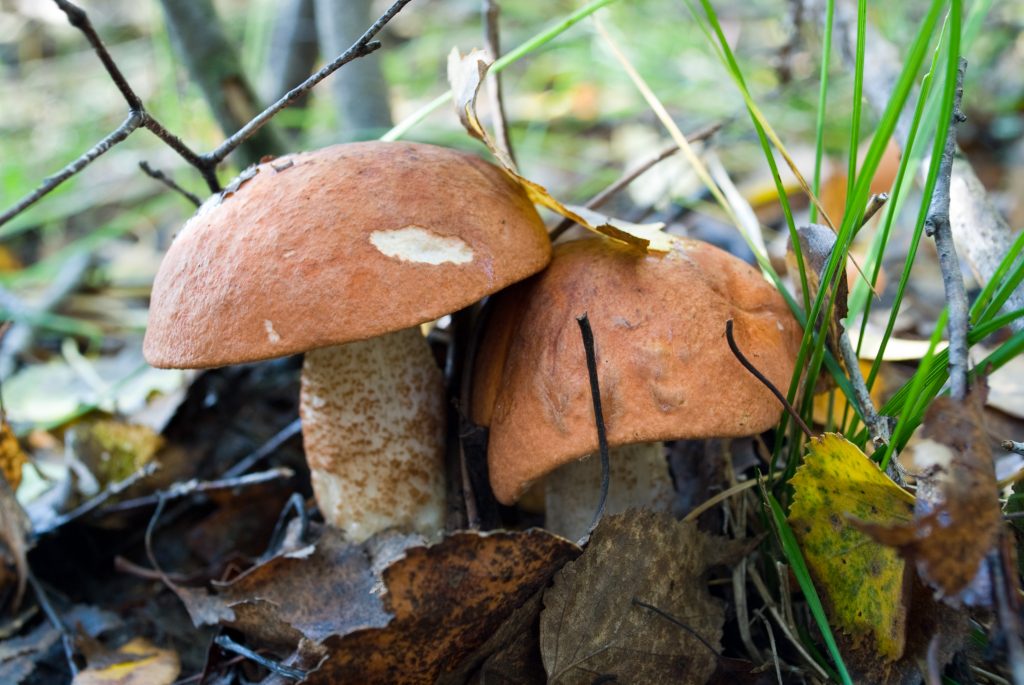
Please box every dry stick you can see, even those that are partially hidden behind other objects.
[99,467,294,514]
[1003,440,1024,456]
[926,59,970,402]
[724,319,813,438]
[214,634,307,681]
[26,572,78,676]
[576,313,610,539]
[222,417,302,478]
[549,121,722,240]
[0,0,409,228]
[483,0,515,167]
[838,329,889,444]
[138,162,202,207]
[860,192,889,227]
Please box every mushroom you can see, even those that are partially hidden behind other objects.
[472,237,802,539]
[144,141,550,542]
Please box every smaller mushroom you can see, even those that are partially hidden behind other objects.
[472,237,802,540]
[144,141,550,542]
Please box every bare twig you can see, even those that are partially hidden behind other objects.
[549,122,722,240]
[99,467,294,514]
[838,329,889,444]
[214,634,307,681]
[1003,440,1024,456]
[1,0,413,227]
[222,418,302,478]
[483,0,515,166]
[0,113,143,227]
[860,192,888,227]
[926,59,969,401]
[32,462,160,538]
[138,162,202,207]
[725,320,813,438]
[26,572,78,676]
[576,313,610,540]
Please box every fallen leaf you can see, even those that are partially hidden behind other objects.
[789,433,915,661]
[72,638,180,685]
[540,510,741,684]
[69,420,163,488]
[303,528,578,684]
[446,48,671,253]
[856,388,1002,605]
[0,469,29,609]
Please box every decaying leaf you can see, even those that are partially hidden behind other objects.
[174,525,391,647]
[446,48,672,253]
[0,468,29,609]
[789,434,914,660]
[303,528,578,684]
[72,638,180,685]
[856,388,1001,605]
[540,510,742,684]
[70,420,163,487]
[0,415,27,490]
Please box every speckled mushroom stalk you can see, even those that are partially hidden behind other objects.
[301,327,445,542]
[142,141,551,544]
[544,442,673,541]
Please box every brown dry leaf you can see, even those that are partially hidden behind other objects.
[856,387,1001,604]
[0,415,27,490]
[72,638,180,685]
[174,526,390,647]
[0,466,29,609]
[540,510,742,684]
[303,528,579,684]
[446,48,671,253]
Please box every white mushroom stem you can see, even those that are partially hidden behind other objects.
[300,326,446,542]
[544,442,674,541]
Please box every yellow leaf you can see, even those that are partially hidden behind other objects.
[446,48,669,253]
[0,415,27,491]
[788,433,915,660]
[73,638,180,685]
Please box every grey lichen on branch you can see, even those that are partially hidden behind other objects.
[926,58,970,402]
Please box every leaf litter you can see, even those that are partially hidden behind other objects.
[540,509,746,685]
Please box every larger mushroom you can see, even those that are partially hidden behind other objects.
[472,237,802,539]
[144,141,550,542]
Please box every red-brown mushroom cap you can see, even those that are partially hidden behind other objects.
[473,237,803,505]
[143,141,550,369]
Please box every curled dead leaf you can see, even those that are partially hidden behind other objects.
[856,388,1001,605]
[446,48,672,253]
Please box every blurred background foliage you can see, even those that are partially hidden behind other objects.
[0,0,1021,393]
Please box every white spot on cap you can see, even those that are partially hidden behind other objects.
[264,320,281,343]
[370,226,474,265]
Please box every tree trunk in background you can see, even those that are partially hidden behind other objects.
[313,0,393,139]
[159,0,285,167]
[262,0,319,139]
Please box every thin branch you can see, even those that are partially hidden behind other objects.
[214,634,307,681]
[138,162,202,207]
[838,329,889,444]
[222,418,302,478]
[926,59,969,401]
[483,0,515,166]
[99,467,293,514]
[576,313,610,540]
[549,121,722,240]
[27,572,78,677]
[202,0,414,166]
[1003,440,1024,456]
[725,319,813,438]
[632,598,721,657]
[0,112,143,227]
[860,192,888,228]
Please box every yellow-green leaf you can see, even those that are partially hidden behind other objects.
[789,433,915,660]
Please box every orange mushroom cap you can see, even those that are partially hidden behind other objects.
[473,237,803,505]
[144,141,550,369]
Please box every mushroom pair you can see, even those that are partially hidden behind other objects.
[472,237,803,539]
[144,141,549,542]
